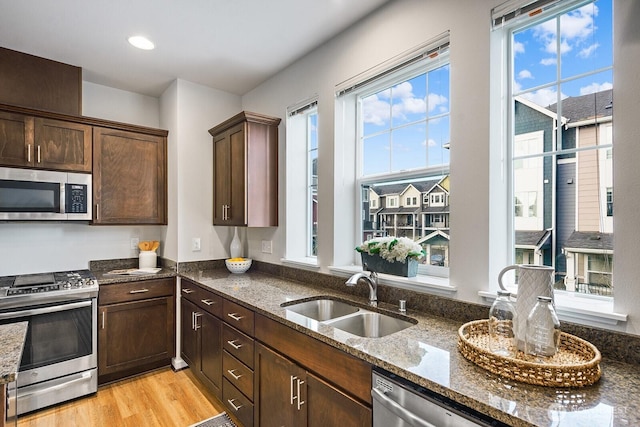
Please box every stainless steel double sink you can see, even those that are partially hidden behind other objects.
[281,297,416,338]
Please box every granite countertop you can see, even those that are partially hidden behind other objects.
[93,267,176,285]
[0,321,28,385]
[178,269,640,427]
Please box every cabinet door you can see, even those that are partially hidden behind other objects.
[33,117,91,172]
[200,310,223,398]
[213,123,245,226]
[181,298,199,370]
[255,343,305,427]
[0,111,32,167]
[99,296,174,381]
[306,373,371,427]
[93,127,167,224]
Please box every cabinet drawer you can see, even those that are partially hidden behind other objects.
[99,278,174,305]
[223,378,254,427]
[223,299,254,336]
[181,283,222,317]
[223,351,254,401]
[223,323,254,369]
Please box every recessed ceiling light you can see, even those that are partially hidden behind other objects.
[128,35,155,50]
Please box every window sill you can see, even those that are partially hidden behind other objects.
[281,257,321,271]
[479,290,627,327]
[329,265,456,295]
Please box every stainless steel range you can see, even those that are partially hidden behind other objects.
[0,270,98,415]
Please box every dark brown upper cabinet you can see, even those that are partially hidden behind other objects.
[93,127,167,225]
[209,111,280,227]
[0,110,91,172]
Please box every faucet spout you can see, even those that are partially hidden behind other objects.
[345,271,379,306]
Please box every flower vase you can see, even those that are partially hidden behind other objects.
[361,252,418,277]
[230,227,241,258]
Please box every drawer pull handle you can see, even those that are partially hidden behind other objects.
[227,339,243,350]
[201,299,216,306]
[227,369,243,380]
[129,288,149,294]
[227,312,244,321]
[182,288,194,294]
[227,398,243,411]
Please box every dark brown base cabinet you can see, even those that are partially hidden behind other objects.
[179,280,372,427]
[254,316,372,427]
[98,278,175,385]
[180,291,223,398]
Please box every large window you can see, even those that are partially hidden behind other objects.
[502,0,613,295]
[354,42,450,275]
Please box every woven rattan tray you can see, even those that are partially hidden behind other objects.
[458,320,601,387]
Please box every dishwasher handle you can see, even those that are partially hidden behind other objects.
[372,387,437,427]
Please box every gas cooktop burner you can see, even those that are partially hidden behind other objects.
[6,270,97,295]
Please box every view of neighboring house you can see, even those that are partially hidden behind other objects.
[362,176,450,266]
[514,89,613,295]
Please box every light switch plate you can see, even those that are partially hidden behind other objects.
[192,237,201,252]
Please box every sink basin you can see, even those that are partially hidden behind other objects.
[282,298,360,321]
[327,312,415,338]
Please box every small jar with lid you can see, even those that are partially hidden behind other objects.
[525,296,561,362]
[488,289,517,357]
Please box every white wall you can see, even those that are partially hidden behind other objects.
[171,79,242,262]
[82,81,160,128]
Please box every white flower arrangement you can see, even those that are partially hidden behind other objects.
[356,236,425,264]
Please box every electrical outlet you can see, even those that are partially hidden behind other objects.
[261,240,273,254]
[192,237,201,252]
[130,237,140,250]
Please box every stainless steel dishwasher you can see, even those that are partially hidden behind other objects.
[372,369,507,427]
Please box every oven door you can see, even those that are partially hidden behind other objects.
[0,298,97,387]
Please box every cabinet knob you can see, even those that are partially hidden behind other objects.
[182,288,194,294]
[201,299,216,306]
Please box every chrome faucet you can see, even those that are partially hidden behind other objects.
[345,270,379,307]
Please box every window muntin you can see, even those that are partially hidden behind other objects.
[508,0,613,295]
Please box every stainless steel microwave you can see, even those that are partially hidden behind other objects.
[0,167,91,221]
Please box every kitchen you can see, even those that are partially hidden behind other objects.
[1,0,640,426]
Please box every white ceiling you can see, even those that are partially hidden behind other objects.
[0,0,390,97]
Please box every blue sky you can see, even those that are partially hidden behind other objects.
[358,0,611,177]
[513,0,613,107]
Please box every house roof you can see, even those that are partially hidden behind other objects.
[377,207,421,215]
[515,230,551,248]
[547,89,612,123]
[370,178,442,197]
[423,206,449,214]
[564,231,613,252]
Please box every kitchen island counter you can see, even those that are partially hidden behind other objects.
[180,269,639,427]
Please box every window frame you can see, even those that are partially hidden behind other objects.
[501,0,614,298]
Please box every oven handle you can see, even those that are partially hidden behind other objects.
[0,300,92,320]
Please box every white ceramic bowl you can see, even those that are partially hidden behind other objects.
[225,258,252,274]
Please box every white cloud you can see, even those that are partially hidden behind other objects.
[362,81,448,125]
[521,87,566,107]
[513,41,525,54]
[518,69,533,79]
[579,43,600,58]
[533,4,598,58]
[540,57,557,66]
[579,81,613,95]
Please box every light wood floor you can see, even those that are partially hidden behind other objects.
[18,368,225,427]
